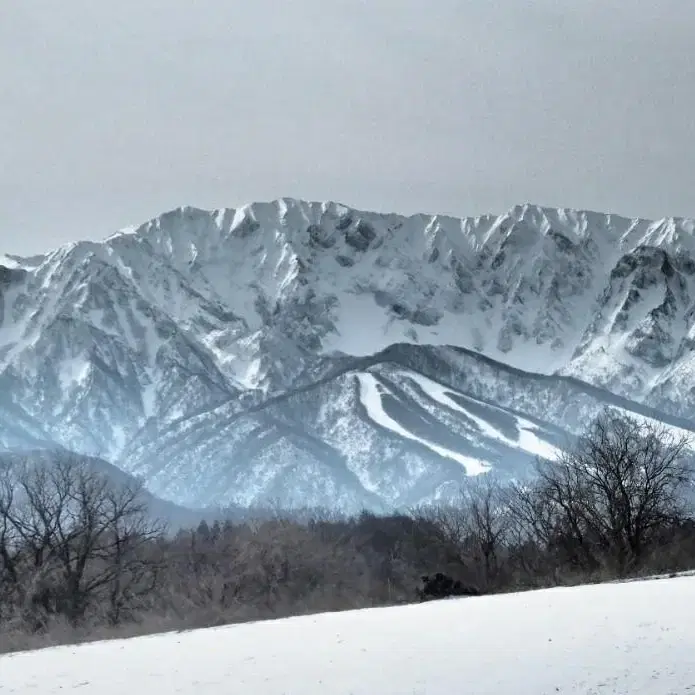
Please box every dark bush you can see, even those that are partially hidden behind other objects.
[417,573,481,601]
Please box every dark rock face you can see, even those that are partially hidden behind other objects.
[344,219,377,251]
[0,265,27,328]
[0,265,27,287]
[307,224,335,249]
[2,199,695,513]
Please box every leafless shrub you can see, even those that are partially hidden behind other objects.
[0,455,163,631]
[1,413,694,653]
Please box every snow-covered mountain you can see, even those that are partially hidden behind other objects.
[2,199,695,511]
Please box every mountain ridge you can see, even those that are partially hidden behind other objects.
[2,198,695,511]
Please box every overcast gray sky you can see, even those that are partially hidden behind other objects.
[2,1,694,255]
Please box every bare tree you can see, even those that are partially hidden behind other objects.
[410,503,471,575]
[505,479,567,583]
[0,455,164,628]
[535,412,693,575]
[459,476,512,589]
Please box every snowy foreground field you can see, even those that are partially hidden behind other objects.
[2,576,695,694]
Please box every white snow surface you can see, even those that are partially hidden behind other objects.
[4,197,695,509]
[357,372,491,475]
[2,575,695,694]
[0,255,19,269]
[402,371,562,461]
[6,198,695,392]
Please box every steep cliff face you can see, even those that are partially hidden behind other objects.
[2,200,695,511]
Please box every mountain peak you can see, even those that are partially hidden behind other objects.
[2,199,695,511]
[11,198,694,267]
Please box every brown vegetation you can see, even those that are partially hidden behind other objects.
[0,412,693,653]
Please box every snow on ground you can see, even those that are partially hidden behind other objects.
[356,372,490,475]
[3,575,694,694]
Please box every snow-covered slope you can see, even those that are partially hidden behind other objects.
[2,199,695,510]
[115,344,695,512]
[3,574,695,694]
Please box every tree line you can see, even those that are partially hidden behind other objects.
[1,412,693,652]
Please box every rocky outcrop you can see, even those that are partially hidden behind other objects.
[1,199,695,510]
